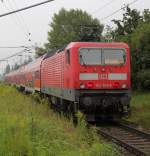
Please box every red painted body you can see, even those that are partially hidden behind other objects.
[41,42,131,90]
[41,52,65,88]
[5,56,43,91]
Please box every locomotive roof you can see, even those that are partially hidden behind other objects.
[66,42,129,49]
[41,42,129,60]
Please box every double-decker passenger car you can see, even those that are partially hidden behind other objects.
[5,42,131,120]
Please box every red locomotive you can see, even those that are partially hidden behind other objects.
[5,42,131,120]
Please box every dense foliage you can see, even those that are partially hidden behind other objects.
[45,8,103,50]
[131,23,150,89]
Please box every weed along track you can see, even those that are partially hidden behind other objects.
[96,121,150,156]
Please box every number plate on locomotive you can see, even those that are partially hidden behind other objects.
[99,74,108,80]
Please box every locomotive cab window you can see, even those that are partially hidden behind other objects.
[79,48,102,65]
[102,49,126,65]
[79,48,126,66]
[66,49,70,64]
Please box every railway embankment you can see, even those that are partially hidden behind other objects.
[0,84,119,156]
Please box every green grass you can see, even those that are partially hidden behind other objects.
[0,84,119,156]
[128,92,150,128]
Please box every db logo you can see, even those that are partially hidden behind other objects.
[99,74,108,80]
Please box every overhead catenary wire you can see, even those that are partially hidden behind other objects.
[92,0,117,15]
[7,0,31,37]
[11,0,33,42]
[12,0,31,34]
[0,46,30,49]
[0,0,54,18]
[0,51,24,61]
[0,0,55,49]
[0,0,42,43]
[2,1,29,38]
[100,0,139,21]
[0,48,34,61]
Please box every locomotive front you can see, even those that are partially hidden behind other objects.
[71,42,131,119]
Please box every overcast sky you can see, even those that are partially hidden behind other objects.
[0,0,149,61]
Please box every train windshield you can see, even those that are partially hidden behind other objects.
[79,48,102,65]
[79,48,126,65]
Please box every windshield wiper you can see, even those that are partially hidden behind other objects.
[80,55,86,66]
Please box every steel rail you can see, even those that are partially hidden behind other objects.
[96,122,150,156]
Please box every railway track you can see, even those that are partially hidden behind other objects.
[96,121,150,156]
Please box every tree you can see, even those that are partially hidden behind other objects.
[35,47,46,57]
[46,8,103,49]
[111,7,150,42]
[131,23,150,70]
[142,9,150,23]
[23,56,33,65]
[112,6,141,41]
[5,64,10,74]
[13,63,20,70]
[130,23,150,90]
[102,25,115,42]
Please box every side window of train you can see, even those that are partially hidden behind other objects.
[66,49,70,64]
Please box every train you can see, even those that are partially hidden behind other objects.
[5,42,131,120]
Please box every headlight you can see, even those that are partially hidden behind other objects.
[121,84,127,88]
[80,83,85,89]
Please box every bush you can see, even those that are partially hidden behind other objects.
[128,92,150,128]
[137,69,150,90]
